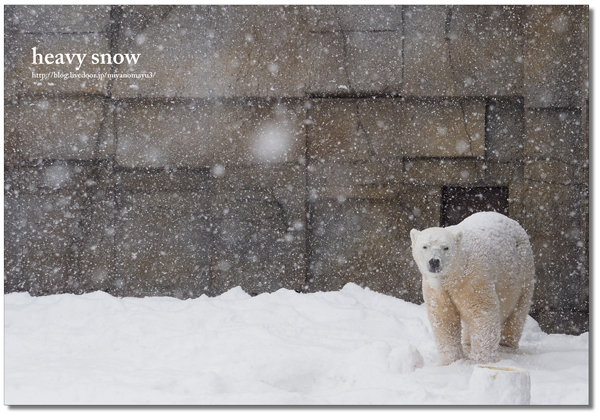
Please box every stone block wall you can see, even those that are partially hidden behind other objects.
[4,5,588,334]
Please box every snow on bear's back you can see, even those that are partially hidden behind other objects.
[446,212,529,262]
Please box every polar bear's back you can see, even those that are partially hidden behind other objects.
[446,212,534,287]
[451,211,528,241]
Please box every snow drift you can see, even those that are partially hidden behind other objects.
[4,283,588,405]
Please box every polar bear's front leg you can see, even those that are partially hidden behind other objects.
[423,282,464,365]
[465,300,501,364]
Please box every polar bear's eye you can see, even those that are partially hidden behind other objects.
[443,246,449,251]
[422,246,427,249]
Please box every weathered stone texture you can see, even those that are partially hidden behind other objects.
[5,5,112,33]
[403,5,523,97]
[307,98,485,161]
[114,171,211,298]
[211,164,306,295]
[524,5,588,108]
[113,6,312,98]
[8,97,107,162]
[345,31,402,94]
[308,185,438,301]
[308,199,408,298]
[402,5,454,96]
[112,5,405,98]
[483,98,526,186]
[305,5,401,32]
[307,99,370,162]
[403,99,485,157]
[308,162,404,201]
[525,108,582,164]
[116,99,306,168]
[304,31,348,96]
[524,108,583,187]
[510,180,587,333]
[4,164,114,295]
[486,99,525,163]
[404,159,485,186]
[445,5,524,96]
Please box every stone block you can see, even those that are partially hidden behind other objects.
[4,172,21,287]
[512,182,584,236]
[402,5,454,96]
[11,33,111,95]
[345,31,403,94]
[12,97,106,162]
[484,162,524,185]
[210,164,306,295]
[3,164,108,295]
[112,5,312,98]
[116,100,211,168]
[529,232,585,312]
[309,98,484,161]
[5,98,106,163]
[525,161,578,184]
[117,5,175,51]
[305,31,349,95]
[509,181,587,331]
[75,162,116,294]
[308,161,404,201]
[524,5,588,108]
[403,99,485,157]
[302,6,339,32]
[114,171,212,298]
[335,5,402,31]
[307,199,405,295]
[403,5,524,97]
[358,99,404,159]
[525,108,582,166]
[486,99,525,162]
[446,5,524,96]
[4,32,20,100]
[209,5,310,98]
[5,5,111,33]
[405,159,485,186]
[112,6,216,98]
[301,5,402,33]
[116,99,306,168]
[307,99,370,162]
[4,102,20,166]
[307,186,438,302]
[210,99,307,166]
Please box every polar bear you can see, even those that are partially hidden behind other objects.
[410,212,535,365]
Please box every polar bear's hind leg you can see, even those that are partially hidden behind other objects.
[500,287,534,351]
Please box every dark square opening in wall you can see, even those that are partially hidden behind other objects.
[441,186,509,227]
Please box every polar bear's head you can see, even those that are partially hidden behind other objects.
[410,227,462,287]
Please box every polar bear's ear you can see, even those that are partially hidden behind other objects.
[410,229,420,246]
[454,231,463,244]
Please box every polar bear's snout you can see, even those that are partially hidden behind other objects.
[428,258,442,273]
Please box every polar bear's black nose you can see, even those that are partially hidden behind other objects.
[428,258,441,273]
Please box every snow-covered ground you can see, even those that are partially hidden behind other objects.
[4,283,588,406]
